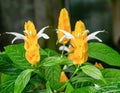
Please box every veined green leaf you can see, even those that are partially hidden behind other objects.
[40,48,48,55]
[32,90,46,93]
[88,42,120,66]
[38,48,60,66]
[45,65,61,89]
[96,82,120,93]
[0,52,21,75]
[102,68,120,83]
[40,48,48,61]
[45,48,59,56]
[93,68,120,86]
[71,71,93,84]
[14,69,34,93]
[81,65,105,83]
[0,74,17,93]
[71,86,95,93]
[46,81,53,93]
[42,56,72,67]
[65,82,74,93]
[64,65,76,73]
[4,44,32,69]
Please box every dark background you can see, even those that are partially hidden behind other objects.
[0,0,120,52]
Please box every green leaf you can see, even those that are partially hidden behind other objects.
[64,65,76,73]
[14,69,34,93]
[40,48,48,61]
[45,48,59,56]
[102,68,120,83]
[0,74,16,93]
[45,65,61,89]
[71,71,94,88]
[40,48,48,55]
[96,82,120,93]
[0,52,21,75]
[93,68,120,86]
[71,86,95,93]
[81,65,105,82]
[46,81,53,93]
[65,82,74,93]
[38,48,60,66]
[88,42,120,66]
[42,56,72,67]
[71,71,93,84]
[4,44,32,69]
[33,90,46,93]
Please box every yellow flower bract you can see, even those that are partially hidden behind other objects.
[95,62,104,69]
[60,72,68,82]
[68,21,88,65]
[24,21,40,66]
[58,8,71,44]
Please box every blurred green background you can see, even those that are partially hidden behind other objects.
[0,0,120,52]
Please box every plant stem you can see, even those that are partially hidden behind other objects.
[61,44,65,58]
[70,65,80,80]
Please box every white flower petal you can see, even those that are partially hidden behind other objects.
[63,65,67,70]
[23,30,27,34]
[93,36,102,42]
[87,31,104,42]
[59,29,74,38]
[41,33,50,39]
[59,35,66,43]
[6,32,26,43]
[59,45,69,52]
[57,29,74,40]
[86,30,89,33]
[37,26,49,38]
[68,45,72,48]
[66,34,74,40]
[94,84,100,89]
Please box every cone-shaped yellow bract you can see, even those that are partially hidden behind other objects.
[58,8,71,44]
[24,21,40,66]
[95,62,104,69]
[60,72,68,82]
[68,21,88,65]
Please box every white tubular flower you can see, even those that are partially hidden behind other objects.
[59,45,69,52]
[87,30,104,42]
[37,26,50,39]
[57,29,74,43]
[63,65,67,70]
[59,30,104,52]
[58,29,104,44]
[94,84,100,89]
[6,32,26,44]
[6,26,49,44]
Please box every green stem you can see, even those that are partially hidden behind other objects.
[57,81,68,91]
[70,65,80,80]
[58,65,79,91]
[61,44,65,58]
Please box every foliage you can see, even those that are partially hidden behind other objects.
[0,42,120,93]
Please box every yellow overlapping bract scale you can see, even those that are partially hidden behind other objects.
[95,62,104,69]
[24,21,37,36]
[58,8,71,44]
[24,21,40,66]
[68,21,88,65]
[60,72,68,82]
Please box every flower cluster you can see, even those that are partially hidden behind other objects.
[2,7,120,93]
[6,21,49,66]
[58,8,103,65]
[6,8,103,67]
